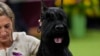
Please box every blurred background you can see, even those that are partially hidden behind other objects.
[1,0,100,56]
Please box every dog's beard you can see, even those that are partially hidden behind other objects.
[52,32,68,45]
[41,22,69,43]
[53,32,65,44]
[41,28,69,45]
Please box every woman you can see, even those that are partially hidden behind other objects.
[0,2,40,56]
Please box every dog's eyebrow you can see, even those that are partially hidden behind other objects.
[46,11,56,18]
[50,12,58,20]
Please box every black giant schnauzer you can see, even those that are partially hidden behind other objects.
[37,0,72,56]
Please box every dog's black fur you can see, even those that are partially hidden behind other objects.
[36,0,72,56]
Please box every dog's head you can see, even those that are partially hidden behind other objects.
[39,0,70,48]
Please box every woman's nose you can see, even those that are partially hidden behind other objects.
[0,28,7,36]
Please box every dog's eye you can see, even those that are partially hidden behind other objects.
[45,14,53,21]
[44,12,57,22]
[57,14,64,21]
[45,14,49,18]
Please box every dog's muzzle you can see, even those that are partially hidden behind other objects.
[53,24,66,44]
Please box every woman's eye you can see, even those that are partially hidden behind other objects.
[5,24,10,29]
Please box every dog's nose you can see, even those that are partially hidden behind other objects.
[55,24,64,31]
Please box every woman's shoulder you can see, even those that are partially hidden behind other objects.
[12,32,26,40]
[13,32,26,35]
[12,32,40,42]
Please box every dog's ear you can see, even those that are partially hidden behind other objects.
[60,0,63,9]
[41,0,48,13]
[41,0,48,21]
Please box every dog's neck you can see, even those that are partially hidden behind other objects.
[40,43,67,56]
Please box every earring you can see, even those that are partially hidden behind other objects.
[37,26,41,33]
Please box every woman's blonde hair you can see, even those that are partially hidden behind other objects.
[0,2,15,29]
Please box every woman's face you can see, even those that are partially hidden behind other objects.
[0,15,13,43]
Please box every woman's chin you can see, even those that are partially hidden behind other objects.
[0,38,9,43]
